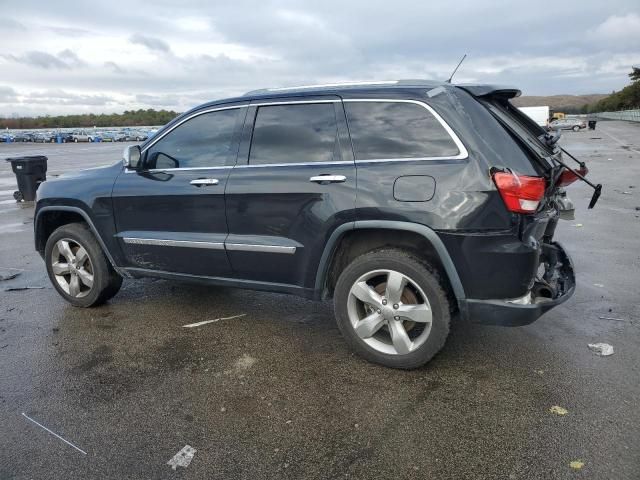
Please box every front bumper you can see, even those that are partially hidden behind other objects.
[460,242,575,326]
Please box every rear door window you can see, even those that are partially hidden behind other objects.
[344,101,460,160]
[249,103,339,165]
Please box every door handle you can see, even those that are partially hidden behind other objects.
[190,178,219,186]
[309,175,346,184]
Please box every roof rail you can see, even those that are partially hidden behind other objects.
[244,80,399,96]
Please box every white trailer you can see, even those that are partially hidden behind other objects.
[518,106,550,127]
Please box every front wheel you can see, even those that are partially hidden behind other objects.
[572,125,580,131]
[334,249,451,369]
[45,223,123,307]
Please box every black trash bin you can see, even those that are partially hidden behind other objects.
[588,120,597,130]
[5,155,47,202]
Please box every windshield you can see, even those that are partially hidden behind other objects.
[480,98,557,167]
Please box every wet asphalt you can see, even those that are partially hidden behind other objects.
[0,124,639,479]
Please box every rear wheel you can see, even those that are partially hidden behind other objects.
[45,223,122,307]
[334,249,451,369]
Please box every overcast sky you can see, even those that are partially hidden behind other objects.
[1,0,639,116]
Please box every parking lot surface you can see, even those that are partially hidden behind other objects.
[1,123,639,479]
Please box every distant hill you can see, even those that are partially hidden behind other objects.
[513,94,609,113]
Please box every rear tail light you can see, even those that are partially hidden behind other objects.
[492,171,546,214]
[555,165,588,187]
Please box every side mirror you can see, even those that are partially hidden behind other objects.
[123,145,142,169]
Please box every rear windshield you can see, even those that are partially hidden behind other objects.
[480,98,554,166]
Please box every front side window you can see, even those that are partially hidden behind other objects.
[344,101,460,160]
[145,108,240,169]
[249,103,338,165]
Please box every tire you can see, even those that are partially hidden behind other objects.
[44,223,123,307]
[334,249,451,369]
[74,138,78,143]
[572,125,580,132]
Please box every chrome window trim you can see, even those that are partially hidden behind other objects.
[124,165,234,174]
[123,237,225,250]
[225,243,296,254]
[235,160,353,169]
[342,98,469,161]
[141,104,248,154]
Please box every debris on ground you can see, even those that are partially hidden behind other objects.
[598,316,625,322]
[182,313,246,328]
[569,460,585,470]
[549,406,568,416]
[588,343,614,356]
[22,412,87,455]
[0,272,21,281]
[534,369,544,375]
[572,223,583,228]
[4,286,45,292]
[167,445,196,470]
[593,283,604,288]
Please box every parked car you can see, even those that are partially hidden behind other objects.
[99,131,120,142]
[71,130,92,142]
[549,118,586,132]
[113,131,127,142]
[13,132,35,142]
[0,133,15,142]
[123,130,148,142]
[34,80,587,369]
[33,132,56,143]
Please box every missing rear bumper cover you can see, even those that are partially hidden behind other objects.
[462,241,575,326]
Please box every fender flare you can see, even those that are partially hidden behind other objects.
[314,220,466,302]
[35,206,128,276]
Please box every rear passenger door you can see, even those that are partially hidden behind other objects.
[224,97,355,290]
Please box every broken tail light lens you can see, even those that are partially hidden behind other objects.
[492,171,546,214]
[555,165,588,187]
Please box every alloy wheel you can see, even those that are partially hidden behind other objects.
[50,238,94,298]
[347,269,433,355]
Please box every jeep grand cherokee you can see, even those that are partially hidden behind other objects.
[34,80,589,368]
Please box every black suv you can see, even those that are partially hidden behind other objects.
[34,80,582,369]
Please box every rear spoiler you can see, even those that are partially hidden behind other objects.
[455,84,521,99]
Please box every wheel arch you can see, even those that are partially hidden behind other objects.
[315,221,466,305]
[35,206,125,275]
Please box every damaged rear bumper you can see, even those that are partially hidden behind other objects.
[460,241,575,326]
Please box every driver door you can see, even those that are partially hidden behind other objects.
[111,105,245,277]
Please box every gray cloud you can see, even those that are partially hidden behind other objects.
[0,18,26,31]
[129,33,171,53]
[26,89,116,106]
[57,49,87,68]
[2,49,87,70]
[5,51,70,69]
[104,61,126,74]
[0,86,19,103]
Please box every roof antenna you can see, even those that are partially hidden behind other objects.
[446,54,467,84]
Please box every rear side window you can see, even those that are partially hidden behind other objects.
[344,101,460,160]
[249,103,338,165]
[146,108,240,169]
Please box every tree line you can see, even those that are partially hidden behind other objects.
[0,109,179,130]
[582,67,640,113]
